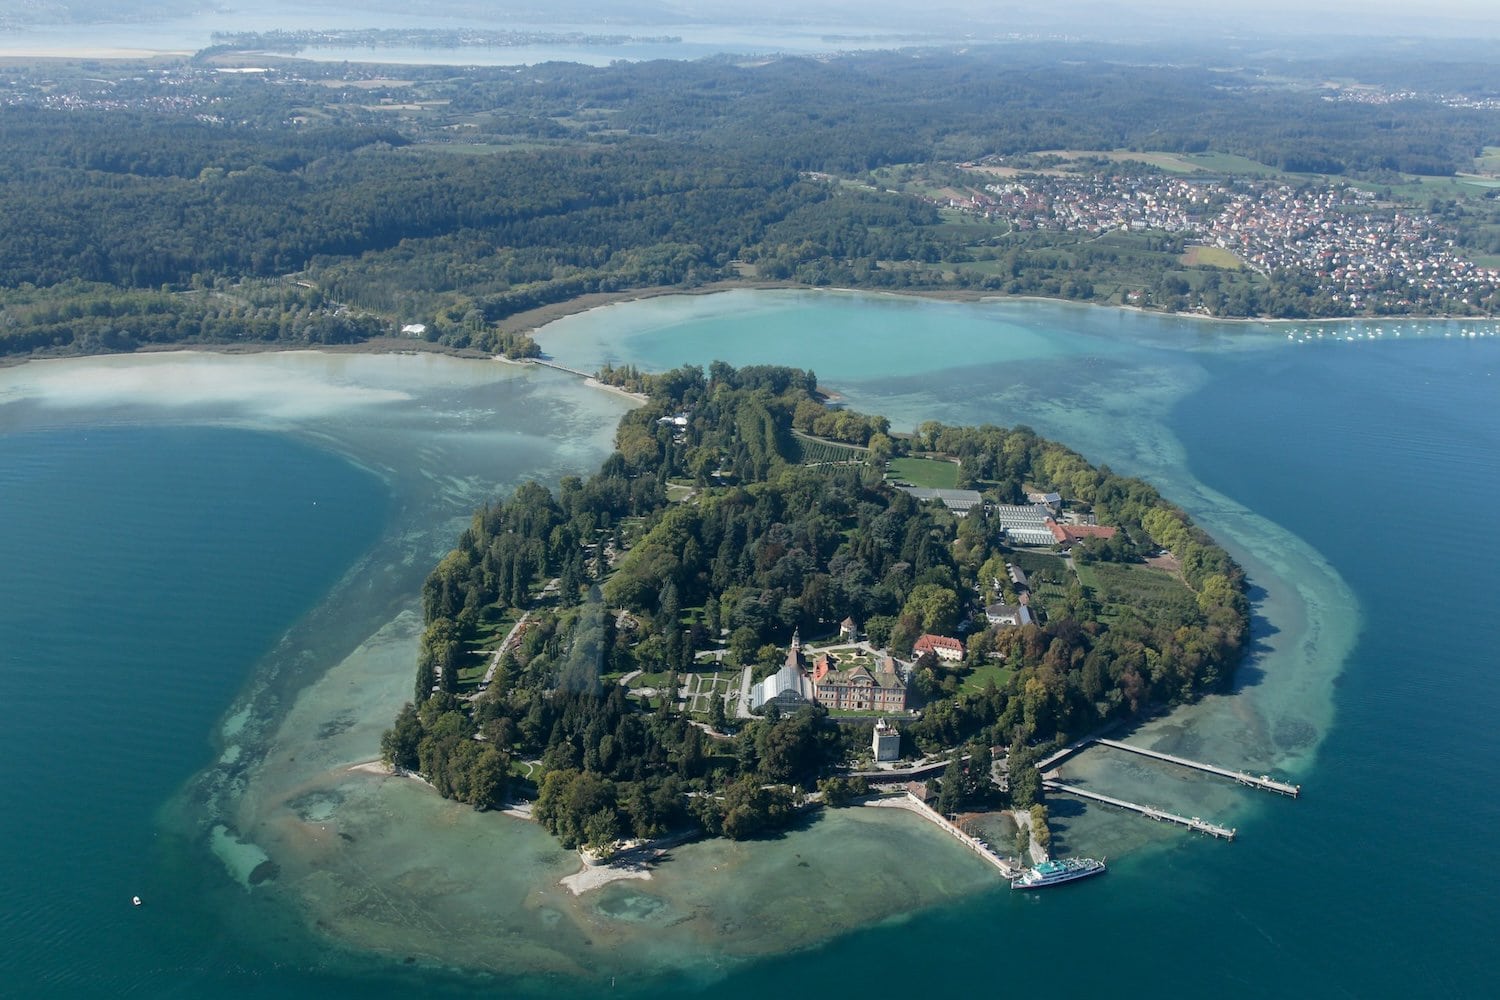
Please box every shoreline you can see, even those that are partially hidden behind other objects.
[3,283,1493,372]
[496,279,1497,339]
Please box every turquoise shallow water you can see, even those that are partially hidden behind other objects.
[1,299,1497,996]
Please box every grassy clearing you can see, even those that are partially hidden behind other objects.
[629,671,672,690]
[472,609,522,644]
[962,662,1014,693]
[960,149,1205,175]
[1182,152,1287,176]
[888,456,959,489]
[1180,244,1244,269]
[1474,147,1500,174]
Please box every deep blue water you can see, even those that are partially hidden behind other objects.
[2,328,1497,997]
[0,426,387,997]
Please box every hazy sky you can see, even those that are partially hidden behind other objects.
[2,0,1498,41]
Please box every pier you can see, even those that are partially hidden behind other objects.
[1043,780,1236,840]
[1033,735,1096,772]
[1092,738,1301,797]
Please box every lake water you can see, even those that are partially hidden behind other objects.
[0,3,929,64]
[2,294,1498,996]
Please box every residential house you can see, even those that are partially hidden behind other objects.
[913,633,965,662]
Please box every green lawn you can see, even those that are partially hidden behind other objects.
[888,456,960,489]
[1181,245,1244,269]
[962,662,1014,693]
[471,609,521,646]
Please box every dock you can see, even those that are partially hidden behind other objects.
[1043,780,1236,840]
[1093,738,1301,797]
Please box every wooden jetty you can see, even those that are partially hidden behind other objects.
[1093,738,1300,798]
[1043,780,1236,841]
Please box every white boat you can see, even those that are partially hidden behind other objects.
[1010,857,1106,889]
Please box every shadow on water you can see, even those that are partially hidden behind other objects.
[1045,797,1087,821]
[743,807,827,842]
[1233,580,1280,691]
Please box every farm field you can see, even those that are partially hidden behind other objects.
[887,456,959,489]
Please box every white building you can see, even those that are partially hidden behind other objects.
[749,632,814,711]
[872,718,901,762]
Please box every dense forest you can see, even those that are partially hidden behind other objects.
[2,44,1499,361]
[382,363,1249,852]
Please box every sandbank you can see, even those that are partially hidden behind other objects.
[560,861,653,895]
[0,47,193,60]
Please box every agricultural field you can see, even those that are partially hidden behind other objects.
[795,432,869,465]
[887,456,960,489]
[1075,561,1198,620]
[1180,245,1244,269]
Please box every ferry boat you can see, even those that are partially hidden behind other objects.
[1010,857,1106,890]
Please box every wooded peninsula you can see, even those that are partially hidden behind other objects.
[381,362,1249,853]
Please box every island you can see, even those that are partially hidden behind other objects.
[381,361,1249,876]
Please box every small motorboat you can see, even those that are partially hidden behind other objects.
[132,896,142,907]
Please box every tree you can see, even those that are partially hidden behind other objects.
[936,756,964,817]
[584,807,622,856]
[902,583,960,636]
[1029,804,1051,851]
[465,745,510,810]
[818,774,868,807]
[709,687,729,732]
[380,703,423,771]
[966,740,993,803]
[720,774,796,839]
[1008,743,1042,809]
[729,626,761,665]
[419,617,465,696]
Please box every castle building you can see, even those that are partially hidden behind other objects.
[872,718,901,762]
[811,649,908,712]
